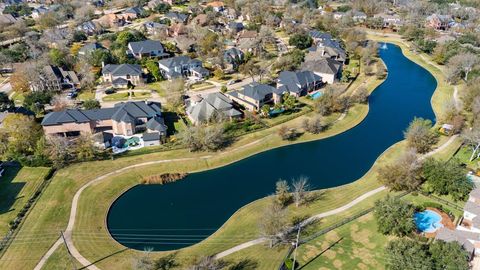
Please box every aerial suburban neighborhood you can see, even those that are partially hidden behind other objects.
[0,0,480,269]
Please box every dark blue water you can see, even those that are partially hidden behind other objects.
[107,44,437,251]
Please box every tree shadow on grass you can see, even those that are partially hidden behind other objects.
[0,165,25,215]
[297,237,344,270]
[79,248,129,270]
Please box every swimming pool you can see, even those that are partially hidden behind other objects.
[414,210,443,233]
[310,91,323,99]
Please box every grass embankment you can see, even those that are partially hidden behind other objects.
[0,167,51,235]
[0,79,378,270]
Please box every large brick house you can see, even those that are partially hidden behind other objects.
[102,64,143,88]
[41,101,167,138]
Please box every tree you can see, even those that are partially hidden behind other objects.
[83,99,101,110]
[187,256,226,270]
[378,148,423,191]
[404,117,438,154]
[282,94,296,111]
[301,117,324,134]
[259,199,288,247]
[0,92,14,112]
[154,253,178,270]
[385,238,434,270]
[446,53,479,83]
[87,49,115,67]
[462,126,480,161]
[145,60,162,82]
[422,158,473,201]
[374,196,416,237]
[74,134,97,161]
[49,48,68,67]
[181,124,228,152]
[239,60,260,82]
[429,241,470,270]
[44,135,71,168]
[0,113,42,160]
[23,91,53,115]
[10,68,30,93]
[165,78,185,111]
[153,2,171,13]
[351,87,369,104]
[292,177,310,207]
[288,33,313,50]
[275,179,291,207]
[277,126,297,141]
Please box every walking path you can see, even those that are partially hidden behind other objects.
[214,186,387,259]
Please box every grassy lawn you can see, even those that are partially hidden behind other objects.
[262,102,314,127]
[290,192,464,270]
[0,33,456,270]
[10,92,25,105]
[190,81,214,91]
[130,91,152,100]
[145,82,167,97]
[102,92,129,102]
[77,90,95,101]
[453,145,480,171]
[0,166,51,236]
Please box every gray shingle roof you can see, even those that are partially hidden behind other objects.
[128,40,164,54]
[158,55,201,69]
[143,132,161,141]
[79,42,105,55]
[435,228,476,254]
[301,58,341,75]
[236,82,275,101]
[187,92,241,123]
[102,64,142,76]
[42,101,162,126]
[146,116,167,133]
[277,71,322,94]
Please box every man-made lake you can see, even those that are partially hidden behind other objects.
[107,43,437,251]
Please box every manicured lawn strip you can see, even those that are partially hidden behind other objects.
[0,96,375,270]
[102,92,129,102]
[145,82,167,97]
[190,81,214,91]
[453,145,480,170]
[41,245,83,270]
[78,90,95,101]
[0,166,51,235]
[221,244,289,269]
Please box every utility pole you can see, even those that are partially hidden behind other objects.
[292,226,301,270]
[60,231,77,270]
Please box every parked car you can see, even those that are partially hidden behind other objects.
[67,92,77,99]
[227,79,242,85]
[105,88,116,95]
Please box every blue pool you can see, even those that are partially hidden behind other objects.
[310,91,323,99]
[414,210,443,233]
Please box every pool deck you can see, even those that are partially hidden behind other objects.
[424,207,455,238]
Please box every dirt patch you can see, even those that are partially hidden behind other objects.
[357,263,368,270]
[333,259,343,268]
[351,224,359,232]
[304,245,320,260]
[351,229,376,249]
[337,247,344,254]
[324,249,336,260]
[358,214,373,223]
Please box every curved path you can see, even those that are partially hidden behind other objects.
[33,131,459,270]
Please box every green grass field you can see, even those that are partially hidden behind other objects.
[0,166,51,236]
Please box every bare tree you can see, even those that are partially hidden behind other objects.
[259,199,288,248]
[292,177,310,207]
[447,53,479,83]
[45,135,72,168]
[187,256,226,270]
[462,127,480,161]
[378,148,423,191]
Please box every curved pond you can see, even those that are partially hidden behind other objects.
[107,43,437,251]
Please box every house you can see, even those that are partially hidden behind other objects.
[168,23,188,37]
[41,101,167,140]
[309,30,333,46]
[236,30,259,53]
[373,13,404,29]
[307,38,347,64]
[143,21,169,36]
[426,14,453,30]
[277,70,322,97]
[102,64,143,88]
[158,56,209,80]
[191,13,208,26]
[186,92,242,124]
[223,47,244,70]
[31,65,79,91]
[226,21,244,33]
[206,1,224,12]
[435,188,480,259]
[127,40,168,59]
[0,14,18,25]
[164,12,189,24]
[96,13,127,28]
[78,42,106,56]
[122,6,144,20]
[31,6,49,19]
[226,82,280,111]
[77,20,103,36]
[351,10,367,22]
[301,58,342,84]
[147,0,173,8]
